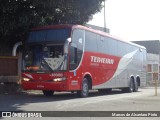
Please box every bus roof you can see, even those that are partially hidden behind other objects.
[31,24,146,50]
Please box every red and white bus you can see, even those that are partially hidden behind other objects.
[22,24,146,97]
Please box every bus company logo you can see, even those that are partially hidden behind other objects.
[51,73,63,77]
[2,112,42,118]
[90,56,114,65]
[2,112,11,117]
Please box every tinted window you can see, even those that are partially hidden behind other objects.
[108,38,118,56]
[105,37,110,54]
[85,31,97,52]
[28,31,47,42]
[27,29,70,43]
[118,41,126,56]
[97,35,106,54]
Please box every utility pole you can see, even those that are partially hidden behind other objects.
[104,0,107,32]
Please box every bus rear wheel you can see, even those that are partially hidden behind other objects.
[77,78,89,98]
[133,80,138,92]
[42,90,54,96]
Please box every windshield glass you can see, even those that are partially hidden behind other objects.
[23,44,67,73]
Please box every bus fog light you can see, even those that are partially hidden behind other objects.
[53,77,66,82]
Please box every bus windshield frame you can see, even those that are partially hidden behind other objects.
[22,28,71,73]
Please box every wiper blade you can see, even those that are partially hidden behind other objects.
[41,58,53,73]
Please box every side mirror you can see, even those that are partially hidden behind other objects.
[64,38,71,54]
[67,38,71,43]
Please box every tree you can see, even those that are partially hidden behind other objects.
[0,0,104,47]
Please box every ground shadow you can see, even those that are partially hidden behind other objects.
[0,89,142,113]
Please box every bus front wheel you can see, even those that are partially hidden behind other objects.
[77,78,89,98]
[43,90,54,96]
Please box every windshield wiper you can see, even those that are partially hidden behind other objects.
[57,55,67,70]
[41,58,54,73]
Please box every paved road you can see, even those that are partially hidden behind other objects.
[0,87,160,120]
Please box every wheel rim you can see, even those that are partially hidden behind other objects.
[82,81,88,96]
[130,81,134,92]
[135,81,138,91]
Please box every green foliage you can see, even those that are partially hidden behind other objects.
[0,0,104,46]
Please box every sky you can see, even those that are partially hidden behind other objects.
[88,0,160,41]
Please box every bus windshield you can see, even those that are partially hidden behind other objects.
[23,28,71,73]
[23,44,68,73]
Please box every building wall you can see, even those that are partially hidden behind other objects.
[147,53,160,86]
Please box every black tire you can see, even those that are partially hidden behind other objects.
[133,80,138,92]
[77,78,89,98]
[42,90,54,96]
[122,78,134,93]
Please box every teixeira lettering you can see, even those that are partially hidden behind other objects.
[91,56,114,64]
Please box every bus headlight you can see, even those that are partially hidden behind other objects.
[53,77,66,82]
[22,77,31,82]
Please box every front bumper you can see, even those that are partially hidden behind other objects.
[22,81,68,91]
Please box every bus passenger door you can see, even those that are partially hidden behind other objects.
[69,29,85,89]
